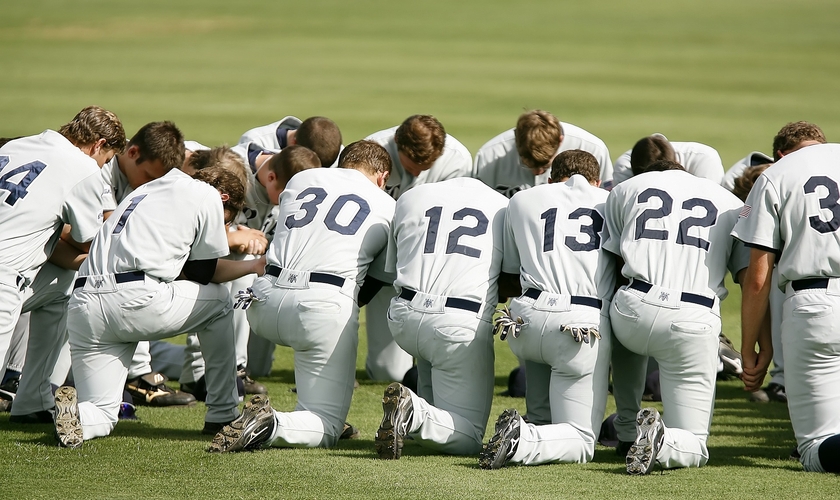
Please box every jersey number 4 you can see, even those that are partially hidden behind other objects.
[634,188,718,250]
[0,156,47,207]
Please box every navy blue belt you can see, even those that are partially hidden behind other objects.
[398,288,481,313]
[265,265,345,288]
[74,271,145,290]
[791,278,830,291]
[522,288,602,309]
[629,280,715,309]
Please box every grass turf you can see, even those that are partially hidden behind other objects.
[3,0,840,497]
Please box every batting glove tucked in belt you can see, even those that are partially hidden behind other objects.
[494,306,527,340]
[561,325,600,344]
[234,287,265,310]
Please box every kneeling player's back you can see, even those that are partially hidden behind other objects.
[604,169,747,299]
[269,168,395,284]
[389,177,508,306]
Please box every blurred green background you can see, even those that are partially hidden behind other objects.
[2,0,837,165]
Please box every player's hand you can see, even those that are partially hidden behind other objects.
[741,347,772,392]
[228,226,268,255]
[252,255,267,276]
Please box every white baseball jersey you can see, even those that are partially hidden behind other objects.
[81,168,229,283]
[101,156,134,211]
[238,116,302,149]
[603,169,749,299]
[503,175,614,299]
[473,122,613,198]
[184,140,210,153]
[0,131,105,274]
[721,151,773,192]
[268,168,395,285]
[732,143,840,288]
[365,126,474,200]
[386,177,508,309]
[612,137,725,186]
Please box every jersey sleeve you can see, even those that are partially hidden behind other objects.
[63,171,107,244]
[611,150,633,186]
[366,245,395,284]
[385,216,398,275]
[727,238,751,282]
[188,190,231,261]
[501,202,521,275]
[686,147,725,184]
[730,173,782,252]
[601,187,625,256]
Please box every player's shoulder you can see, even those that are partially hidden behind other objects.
[476,128,516,157]
[238,116,302,144]
[364,126,399,145]
[559,121,608,147]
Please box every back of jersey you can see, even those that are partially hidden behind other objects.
[82,169,229,282]
[389,177,508,309]
[603,169,746,299]
[0,131,104,273]
[504,176,612,299]
[268,168,396,284]
[733,143,840,287]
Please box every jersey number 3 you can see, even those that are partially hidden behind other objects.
[0,156,47,207]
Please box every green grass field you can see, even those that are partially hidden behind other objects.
[3,0,840,498]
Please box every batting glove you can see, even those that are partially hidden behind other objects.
[494,305,527,340]
[561,325,601,344]
[234,287,265,310]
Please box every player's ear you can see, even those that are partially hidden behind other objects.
[593,179,602,188]
[88,138,107,156]
[220,193,230,202]
[377,171,390,189]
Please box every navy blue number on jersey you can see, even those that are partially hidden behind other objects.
[0,156,47,207]
[423,206,488,258]
[284,187,371,236]
[804,176,840,234]
[112,195,148,234]
[634,188,718,250]
[541,207,604,252]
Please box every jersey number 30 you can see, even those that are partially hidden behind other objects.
[0,156,47,207]
[285,187,371,236]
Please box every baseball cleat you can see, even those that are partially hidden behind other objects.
[340,422,361,440]
[207,395,275,453]
[479,408,521,470]
[125,372,196,407]
[375,382,414,460]
[626,407,664,475]
[237,365,268,395]
[54,386,83,449]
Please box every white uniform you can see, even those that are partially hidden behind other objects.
[473,123,613,198]
[363,126,475,382]
[67,169,239,440]
[731,143,840,472]
[385,177,507,454]
[721,151,773,191]
[612,137,725,186]
[181,145,277,386]
[502,175,614,464]
[0,131,104,380]
[604,169,749,469]
[238,116,302,151]
[12,155,133,417]
[246,168,394,448]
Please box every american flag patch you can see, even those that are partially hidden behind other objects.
[739,205,752,218]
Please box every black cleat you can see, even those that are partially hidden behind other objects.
[126,372,196,407]
[479,408,521,470]
[375,382,414,460]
